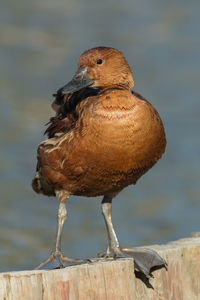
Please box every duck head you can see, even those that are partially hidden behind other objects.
[57,47,134,95]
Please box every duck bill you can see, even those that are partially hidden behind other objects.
[56,67,94,95]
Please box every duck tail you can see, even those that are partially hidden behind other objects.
[32,171,55,196]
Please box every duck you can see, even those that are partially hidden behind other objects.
[32,46,167,277]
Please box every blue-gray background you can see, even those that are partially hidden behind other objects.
[0,0,199,272]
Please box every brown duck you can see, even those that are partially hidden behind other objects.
[32,47,167,277]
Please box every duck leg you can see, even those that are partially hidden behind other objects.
[100,196,167,277]
[35,191,84,270]
[100,196,122,257]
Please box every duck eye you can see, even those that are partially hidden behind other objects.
[96,58,103,65]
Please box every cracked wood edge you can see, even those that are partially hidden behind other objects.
[0,259,135,300]
[1,236,200,300]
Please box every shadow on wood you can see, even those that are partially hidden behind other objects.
[1,236,200,300]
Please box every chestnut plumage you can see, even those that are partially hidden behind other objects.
[32,47,167,276]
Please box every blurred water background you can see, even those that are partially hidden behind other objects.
[0,0,200,272]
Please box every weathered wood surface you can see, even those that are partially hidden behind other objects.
[1,236,200,300]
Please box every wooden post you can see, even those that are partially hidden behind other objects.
[1,236,200,300]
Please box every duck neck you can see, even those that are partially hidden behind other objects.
[99,84,131,94]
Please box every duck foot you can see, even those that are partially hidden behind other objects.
[121,247,167,278]
[96,247,167,278]
[35,251,85,270]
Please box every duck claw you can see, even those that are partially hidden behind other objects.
[35,252,86,270]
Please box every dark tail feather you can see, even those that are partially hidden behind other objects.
[32,172,55,196]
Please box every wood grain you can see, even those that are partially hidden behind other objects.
[1,236,200,300]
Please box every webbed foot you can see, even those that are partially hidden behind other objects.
[121,247,167,278]
[97,246,167,278]
[35,251,85,270]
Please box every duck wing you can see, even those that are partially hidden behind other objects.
[45,87,101,138]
